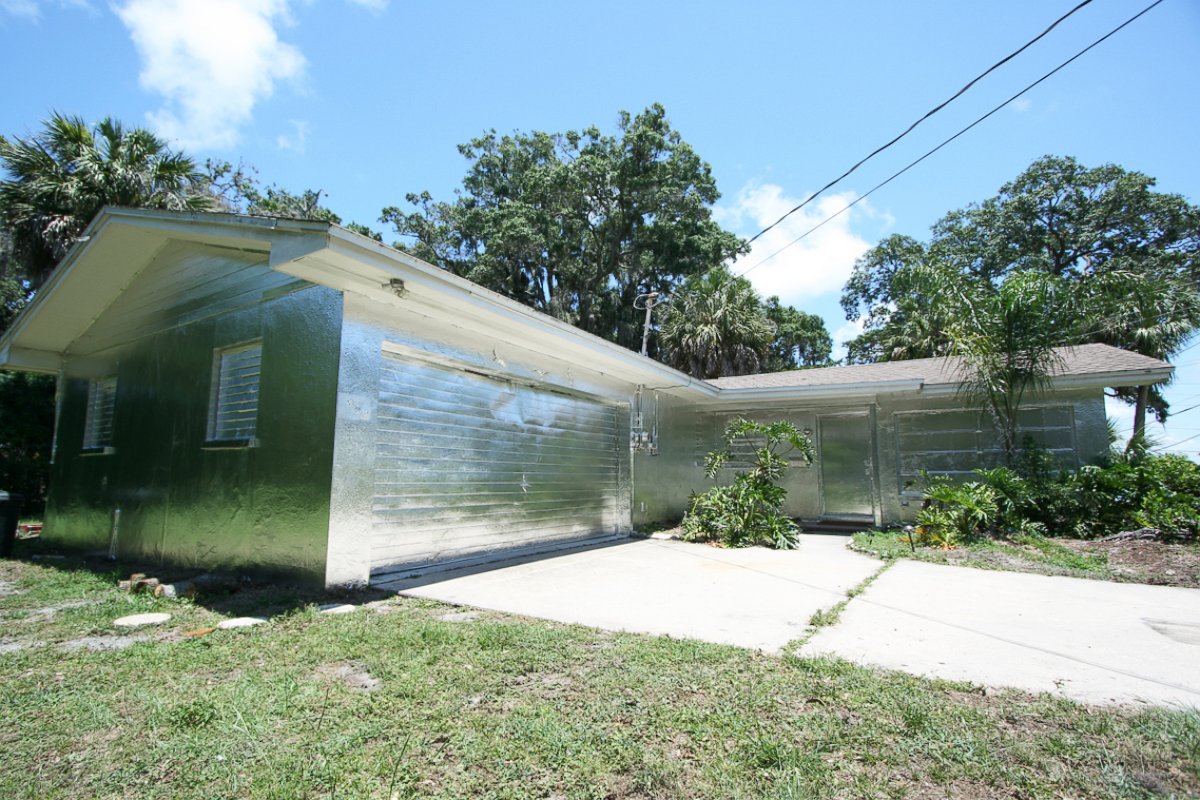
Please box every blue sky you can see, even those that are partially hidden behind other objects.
[3,0,1199,454]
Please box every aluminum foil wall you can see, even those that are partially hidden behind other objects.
[325,293,635,587]
[632,389,1109,528]
[45,242,342,582]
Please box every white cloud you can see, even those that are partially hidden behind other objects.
[1,0,89,20]
[115,0,306,151]
[0,0,39,17]
[716,182,875,309]
[1106,394,1136,439]
[275,118,309,153]
[830,318,865,363]
[1010,97,1033,113]
[344,0,387,10]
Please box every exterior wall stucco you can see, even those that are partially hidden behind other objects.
[45,245,342,583]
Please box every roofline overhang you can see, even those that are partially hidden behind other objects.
[914,366,1175,398]
[277,225,722,398]
[0,208,1177,404]
[701,377,927,402]
[705,364,1174,402]
[0,206,331,367]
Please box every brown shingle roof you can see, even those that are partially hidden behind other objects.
[705,344,1171,390]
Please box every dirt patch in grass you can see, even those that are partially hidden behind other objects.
[898,777,1022,799]
[854,529,1200,588]
[59,634,149,653]
[1060,538,1200,588]
[937,546,1039,572]
[314,661,381,692]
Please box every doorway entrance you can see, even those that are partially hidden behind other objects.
[818,413,876,522]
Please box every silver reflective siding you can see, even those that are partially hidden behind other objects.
[324,296,635,587]
[45,242,342,582]
[632,390,1109,529]
[370,352,621,576]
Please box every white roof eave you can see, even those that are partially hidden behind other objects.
[277,227,723,399]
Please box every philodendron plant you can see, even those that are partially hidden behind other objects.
[682,418,813,549]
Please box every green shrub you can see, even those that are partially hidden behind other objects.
[915,476,998,548]
[1132,454,1200,538]
[681,418,813,549]
[931,450,1200,541]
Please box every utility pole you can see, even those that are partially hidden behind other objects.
[635,292,667,357]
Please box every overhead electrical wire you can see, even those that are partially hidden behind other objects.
[1150,430,1200,451]
[737,0,1165,278]
[741,0,1097,248]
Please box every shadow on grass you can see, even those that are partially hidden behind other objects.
[3,535,391,619]
[5,531,652,617]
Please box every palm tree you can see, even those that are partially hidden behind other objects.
[660,266,774,379]
[0,113,212,287]
[928,267,1075,465]
[1080,270,1200,445]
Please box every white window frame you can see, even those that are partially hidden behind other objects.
[206,341,262,447]
[82,376,117,454]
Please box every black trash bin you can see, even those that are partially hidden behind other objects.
[0,491,24,558]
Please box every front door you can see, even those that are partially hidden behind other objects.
[818,414,875,520]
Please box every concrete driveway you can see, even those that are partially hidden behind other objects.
[804,559,1200,708]
[380,535,1200,708]
[380,534,878,651]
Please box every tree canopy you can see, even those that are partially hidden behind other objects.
[205,160,381,239]
[0,113,213,288]
[660,267,774,379]
[763,297,833,372]
[840,155,1200,434]
[0,113,215,514]
[381,104,745,353]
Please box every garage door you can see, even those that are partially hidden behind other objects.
[370,351,623,578]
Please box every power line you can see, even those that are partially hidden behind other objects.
[1165,401,1200,417]
[1150,431,1200,451]
[741,0,1098,248]
[738,0,1165,278]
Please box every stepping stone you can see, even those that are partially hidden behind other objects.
[217,617,268,630]
[318,603,357,615]
[113,612,171,628]
[438,611,479,623]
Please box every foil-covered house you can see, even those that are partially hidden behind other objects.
[0,209,1173,586]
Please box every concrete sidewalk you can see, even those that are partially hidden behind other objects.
[381,534,879,651]
[803,559,1200,708]
[382,534,1200,707]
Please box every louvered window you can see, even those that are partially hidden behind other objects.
[207,342,262,444]
[82,377,117,451]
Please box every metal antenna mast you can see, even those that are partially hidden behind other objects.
[634,292,668,357]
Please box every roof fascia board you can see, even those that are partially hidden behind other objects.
[278,231,719,398]
[704,378,926,403]
[101,206,330,237]
[916,366,1174,397]
[0,345,60,373]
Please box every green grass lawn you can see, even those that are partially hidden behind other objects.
[1,548,1198,799]
[853,529,1112,575]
